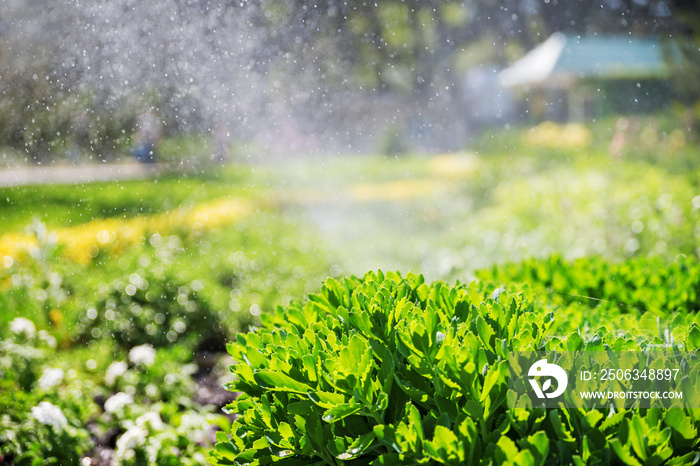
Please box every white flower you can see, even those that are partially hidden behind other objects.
[114,424,147,459]
[435,331,446,343]
[104,361,128,385]
[31,401,67,430]
[104,392,133,414]
[179,412,205,430]
[135,411,165,431]
[10,318,36,339]
[128,344,156,366]
[38,330,57,348]
[179,412,208,443]
[37,368,64,390]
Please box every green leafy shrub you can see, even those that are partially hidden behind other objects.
[76,266,227,351]
[0,317,230,465]
[213,270,700,465]
[0,401,93,466]
[477,255,700,316]
[0,322,93,464]
[109,404,228,466]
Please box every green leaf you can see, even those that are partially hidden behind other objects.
[393,373,429,403]
[598,413,624,440]
[480,359,506,403]
[252,436,269,450]
[664,409,697,441]
[665,451,700,466]
[629,416,648,462]
[687,324,700,350]
[348,309,372,335]
[322,403,362,423]
[303,412,325,453]
[334,432,377,460]
[372,453,403,464]
[548,411,574,443]
[610,439,643,466]
[408,403,424,441]
[524,432,549,466]
[424,425,461,463]
[307,390,346,409]
[214,438,238,460]
[513,450,536,466]
[566,332,583,352]
[433,424,459,447]
[496,436,519,463]
[254,370,313,394]
[477,314,495,350]
[583,410,604,430]
[374,424,402,453]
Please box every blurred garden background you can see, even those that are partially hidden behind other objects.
[2,0,700,464]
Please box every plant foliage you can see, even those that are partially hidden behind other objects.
[213,269,700,465]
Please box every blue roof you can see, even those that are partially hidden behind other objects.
[500,33,678,87]
[556,35,669,78]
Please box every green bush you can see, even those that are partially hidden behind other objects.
[477,255,700,316]
[0,324,93,464]
[76,266,227,351]
[212,269,700,465]
[0,317,229,465]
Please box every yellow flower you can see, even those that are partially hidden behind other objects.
[349,179,438,202]
[523,122,592,150]
[428,153,479,178]
[0,198,255,266]
[49,309,64,326]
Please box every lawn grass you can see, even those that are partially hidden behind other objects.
[0,166,265,234]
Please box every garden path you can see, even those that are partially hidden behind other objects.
[0,162,164,187]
